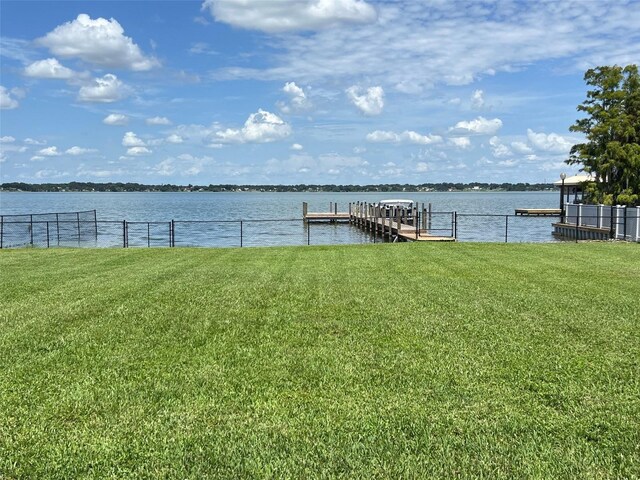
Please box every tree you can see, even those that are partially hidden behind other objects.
[567,65,640,206]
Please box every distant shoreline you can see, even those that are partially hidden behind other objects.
[1,182,554,193]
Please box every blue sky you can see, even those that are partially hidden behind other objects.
[1,0,639,185]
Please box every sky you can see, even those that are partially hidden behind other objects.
[1,0,639,186]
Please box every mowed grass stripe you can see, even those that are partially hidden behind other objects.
[0,243,639,478]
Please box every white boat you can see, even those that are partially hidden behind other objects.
[378,199,414,218]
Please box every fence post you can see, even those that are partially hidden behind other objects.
[454,211,458,239]
[94,210,98,242]
[148,223,151,247]
[597,204,603,229]
[636,207,640,242]
[30,214,33,246]
[171,220,175,247]
[504,215,509,243]
[428,203,432,230]
[451,212,454,238]
[623,206,627,240]
[0,215,3,249]
[123,220,126,248]
[240,220,243,247]
[46,221,50,248]
[610,205,615,239]
[56,213,60,246]
[307,221,310,245]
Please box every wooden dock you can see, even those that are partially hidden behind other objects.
[303,201,455,242]
[302,202,350,222]
[515,208,562,216]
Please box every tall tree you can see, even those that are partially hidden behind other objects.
[568,65,640,206]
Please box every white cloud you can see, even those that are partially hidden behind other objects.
[34,169,69,179]
[37,146,61,156]
[511,141,534,155]
[450,116,502,135]
[189,42,218,56]
[127,146,152,156]
[152,154,214,177]
[489,136,512,158]
[78,74,126,103]
[366,130,442,145]
[0,136,15,143]
[122,132,146,147]
[38,14,159,71]
[103,113,129,125]
[30,155,45,161]
[203,0,377,33]
[215,109,291,143]
[0,144,27,155]
[154,159,176,176]
[76,164,125,178]
[279,82,311,113]
[65,146,97,155]
[166,134,184,144]
[448,137,471,149]
[146,116,172,125]
[526,129,575,154]
[346,85,384,115]
[0,86,19,109]
[24,58,75,79]
[212,3,639,94]
[24,138,46,145]
[471,89,484,109]
[291,143,304,151]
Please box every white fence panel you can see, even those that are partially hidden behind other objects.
[563,204,639,242]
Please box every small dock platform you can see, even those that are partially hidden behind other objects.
[302,202,350,223]
[515,208,562,216]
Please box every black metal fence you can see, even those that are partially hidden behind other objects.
[0,217,375,249]
[1,208,637,249]
[0,210,98,248]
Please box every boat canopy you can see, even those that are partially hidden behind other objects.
[379,199,413,206]
[553,173,594,187]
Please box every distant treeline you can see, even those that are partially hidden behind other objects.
[1,181,554,193]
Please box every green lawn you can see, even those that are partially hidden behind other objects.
[1,243,639,479]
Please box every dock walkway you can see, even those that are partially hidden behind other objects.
[515,208,561,216]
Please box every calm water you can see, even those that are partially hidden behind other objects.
[0,191,562,245]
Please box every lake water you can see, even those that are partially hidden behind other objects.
[0,191,562,246]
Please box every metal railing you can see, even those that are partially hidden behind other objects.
[1,207,638,249]
[0,210,98,248]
